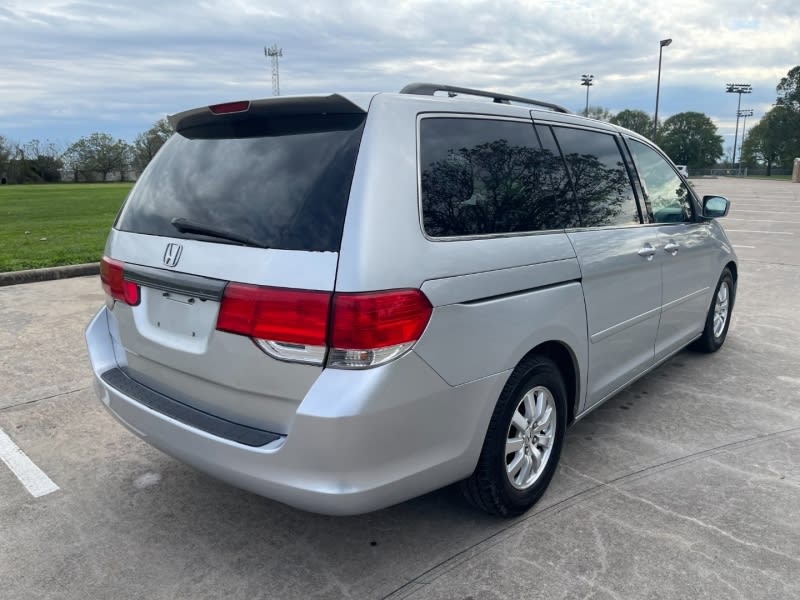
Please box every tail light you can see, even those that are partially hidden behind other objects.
[216,285,330,365]
[216,285,432,369]
[328,291,433,368]
[100,257,140,306]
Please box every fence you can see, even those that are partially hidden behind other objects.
[693,167,792,177]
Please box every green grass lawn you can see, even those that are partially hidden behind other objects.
[0,183,132,272]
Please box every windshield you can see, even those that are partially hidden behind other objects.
[116,113,366,252]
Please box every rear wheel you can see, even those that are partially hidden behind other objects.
[691,268,734,353]
[462,355,567,517]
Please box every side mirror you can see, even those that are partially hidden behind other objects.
[702,195,730,219]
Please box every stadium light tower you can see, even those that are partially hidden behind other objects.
[581,74,594,117]
[653,38,672,140]
[265,44,283,96]
[726,83,752,170]
[737,108,754,174]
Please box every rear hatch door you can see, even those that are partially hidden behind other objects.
[104,95,370,435]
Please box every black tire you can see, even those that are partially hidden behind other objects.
[461,355,567,517]
[691,268,735,353]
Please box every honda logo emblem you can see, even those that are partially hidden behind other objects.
[163,243,183,267]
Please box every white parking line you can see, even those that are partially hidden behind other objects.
[733,245,756,249]
[725,229,794,235]
[0,427,59,498]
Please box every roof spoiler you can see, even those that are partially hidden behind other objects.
[168,94,369,133]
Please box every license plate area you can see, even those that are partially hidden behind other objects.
[133,286,221,354]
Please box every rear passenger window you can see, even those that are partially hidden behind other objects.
[550,127,640,228]
[627,139,693,223]
[419,118,571,237]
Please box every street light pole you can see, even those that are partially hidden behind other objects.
[581,74,594,117]
[653,38,672,140]
[726,83,752,172]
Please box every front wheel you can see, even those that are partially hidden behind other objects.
[691,268,735,353]
[461,355,567,517]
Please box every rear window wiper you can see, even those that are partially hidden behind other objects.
[170,217,269,249]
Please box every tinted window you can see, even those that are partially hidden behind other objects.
[550,127,640,228]
[420,118,570,237]
[116,114,365,252]
[535,125,584,229]
[627,139,693,223]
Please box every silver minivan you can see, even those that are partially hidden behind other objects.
[86,84,737,516]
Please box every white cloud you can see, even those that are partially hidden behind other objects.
[0,0,798,142]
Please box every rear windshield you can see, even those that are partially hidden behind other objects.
[115,114,366,252]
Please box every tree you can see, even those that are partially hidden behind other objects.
[0,137,63,183]
[0,135,12,183]
[585,106,613,122]
[657,112,723,169]
[610,109,654,138]
[770,65,800,169]
[91,135,130,182]
[132,118,173,174]
[741,106,800,175]
[63,133,130,181]
[776,65,800,110]
[62,138,89,182]
[21,139,63,182]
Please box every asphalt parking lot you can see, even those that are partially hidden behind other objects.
[1,177,799,599]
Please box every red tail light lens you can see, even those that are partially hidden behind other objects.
[216,284,331,346]
[209,100,250,114]
[215,283,432,368]
[100,257,140,306]
[330,290,432,350]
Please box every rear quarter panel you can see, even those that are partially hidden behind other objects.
[414,276,587,396]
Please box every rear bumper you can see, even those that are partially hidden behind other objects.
[86,307,508,515]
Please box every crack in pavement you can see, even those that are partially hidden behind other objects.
[0,387,89,414]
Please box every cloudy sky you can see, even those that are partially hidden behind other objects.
[1,0,798,158]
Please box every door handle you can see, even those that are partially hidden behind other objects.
[637,244,656,261]
[664,241,680,255]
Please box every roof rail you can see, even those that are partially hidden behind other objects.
[399,82,570,114]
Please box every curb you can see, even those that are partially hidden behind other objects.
[0,263,100,287]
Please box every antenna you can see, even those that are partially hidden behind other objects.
[264,44,283,96]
